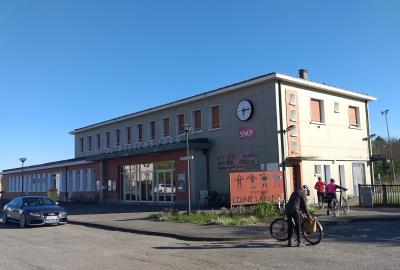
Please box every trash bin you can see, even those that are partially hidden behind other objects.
[359,186,373,207]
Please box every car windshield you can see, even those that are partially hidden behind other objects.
[23,198,55,206]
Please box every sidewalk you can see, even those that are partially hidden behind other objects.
[65,204,400,241]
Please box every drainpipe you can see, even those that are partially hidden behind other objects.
[365,101,374,185]
[278,80,288,202]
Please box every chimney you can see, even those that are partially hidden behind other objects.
[298,68,308,80]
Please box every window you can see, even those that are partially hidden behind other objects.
[163,117,170,137]
[290,141,298,153]
[87,136,92,152]
[210,105,221,129]
[126,127,131,145]
[106,131,110,148]
[348,106,360,127]
[290,109,297,121]
[289,93,296,105]
[96,134,101,149]
[116,129,121,146]
[137,124,143,142]
[150,121,156,140]
[80,138,84,153]
[290,125,298,136]
[311,99,324,123]
[334,102,340,113]
[314,165,322,175]
[193,110,202,132]
[177,114,185,135]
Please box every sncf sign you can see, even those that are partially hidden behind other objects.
[239,127,255,138]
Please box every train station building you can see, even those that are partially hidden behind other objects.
[1,69,376,205]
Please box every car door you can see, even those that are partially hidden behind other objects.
[5,199,16,221]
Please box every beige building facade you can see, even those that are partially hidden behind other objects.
[1,70,376,205]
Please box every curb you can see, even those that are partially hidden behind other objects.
[68,220,270,242]
[319,216,400,227]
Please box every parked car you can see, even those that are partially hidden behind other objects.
[2,196,67,228]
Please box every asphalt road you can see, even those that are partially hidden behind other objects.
[0,220,399,270]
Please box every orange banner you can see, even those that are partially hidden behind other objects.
[229,171,284,206]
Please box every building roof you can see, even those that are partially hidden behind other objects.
[1,158,94,175]
[70,72,377,134]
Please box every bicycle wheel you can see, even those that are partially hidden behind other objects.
[270,218,289,241]
[331,199,339,217]
[341,198,349,215]
[302,221,323,245]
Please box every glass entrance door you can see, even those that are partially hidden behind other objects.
[140,170,153,201]
[156,170,174,202]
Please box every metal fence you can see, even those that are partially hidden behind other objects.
[359,184,400,206]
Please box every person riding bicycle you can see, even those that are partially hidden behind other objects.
[325,178,347,215]
[286,185,312,247]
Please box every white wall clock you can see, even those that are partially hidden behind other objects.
[236,100,253,121]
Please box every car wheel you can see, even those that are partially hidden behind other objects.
[19,214,26,228]
[2,211,8,225]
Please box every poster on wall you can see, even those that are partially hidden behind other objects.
[177,173,186,192]
[217,153,258,171]
[229,171,284,207]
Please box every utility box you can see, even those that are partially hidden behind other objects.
[359,186,373,207]
[48,188,58,203]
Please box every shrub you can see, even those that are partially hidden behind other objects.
[252,201,279,218]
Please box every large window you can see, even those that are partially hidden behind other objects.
[348,106,360,127]
[163,117,170,137]
[311,99,324,123]
[177,114,185,135]
[150,121,156,140]
[137,124,143,142]
[210,105,221,129]
[193,110,202,132]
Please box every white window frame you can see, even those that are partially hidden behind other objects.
[105,131,110,149]
[96,133,101,150]
[290,140,298,153]
[290,109,297,122]
[192,109,202,134]
[348,106,361,128]
[290,125,298,137]
[334,102,340,113]
[209,104,221,131]
[87,136,92,152]
[80,138,84,153]
[125,126,132,145]
[137,123,143,143]
[115,129,121,146]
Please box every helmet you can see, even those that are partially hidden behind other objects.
[303,185,310,195]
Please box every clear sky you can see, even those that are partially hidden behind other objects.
[1,1,399,170]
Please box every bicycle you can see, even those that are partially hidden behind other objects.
[330,189,349,217]
[270,208,323,245]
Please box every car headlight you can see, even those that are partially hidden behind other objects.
[59,211,67,216]
[29,212,41,217]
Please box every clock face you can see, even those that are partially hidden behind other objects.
[236,100,253,121]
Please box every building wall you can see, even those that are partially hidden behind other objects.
[73,80,280,198]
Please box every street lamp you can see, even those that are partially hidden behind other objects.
[381,110,396,184]
[19,157,27,197]
[183,124,193,214]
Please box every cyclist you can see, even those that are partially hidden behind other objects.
[286,185,312,247]
[325,178,347,215]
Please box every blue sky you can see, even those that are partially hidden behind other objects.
[1,1,399,170]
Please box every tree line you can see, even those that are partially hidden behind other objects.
[372,136,400,184]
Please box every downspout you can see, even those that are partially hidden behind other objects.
[278,80,288,202]
[365,101,374,185]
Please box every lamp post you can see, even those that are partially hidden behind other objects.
[183,124,193,214]
[19,158,27,197]
[381,110,396,184]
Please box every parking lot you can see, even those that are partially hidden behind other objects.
[1,219,399,270]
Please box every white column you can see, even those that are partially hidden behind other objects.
[87,169,92,191]
[71,171,76,191]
